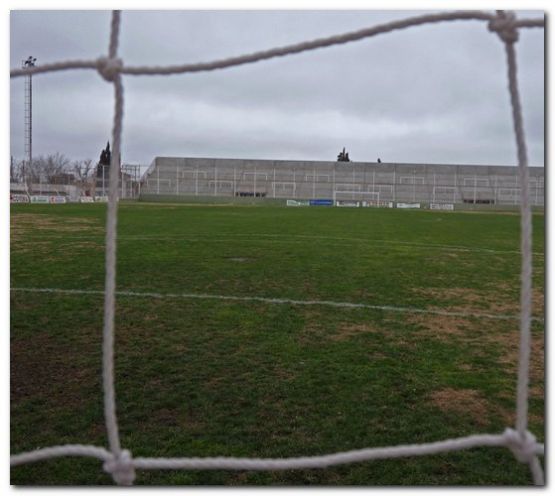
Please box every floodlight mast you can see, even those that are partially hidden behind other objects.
[22,56,36,192]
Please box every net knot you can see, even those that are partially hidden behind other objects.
[103,449,135,485]
[97,56,123,82]
[488,11,519,44]
[503,428,539,464]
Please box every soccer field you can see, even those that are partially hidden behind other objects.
[10,202,545,485]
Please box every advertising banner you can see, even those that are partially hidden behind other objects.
[10,194,30,203]
[362,200,394,208]
[30,195,50,204]
[286,199,310,207]
[430,203,455,211]
[396,202,421,209]
[309,199,333,206]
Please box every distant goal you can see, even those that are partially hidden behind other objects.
[333,191,394,208]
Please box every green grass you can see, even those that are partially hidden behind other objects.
[10,202,544,485]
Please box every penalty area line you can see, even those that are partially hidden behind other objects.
[10,287,543,322]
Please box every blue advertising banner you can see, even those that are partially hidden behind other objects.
[309,199,333,206]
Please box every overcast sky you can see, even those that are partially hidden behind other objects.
[10,9,544,170]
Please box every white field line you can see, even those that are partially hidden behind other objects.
[14,231,544,257]
[10,287,544,323]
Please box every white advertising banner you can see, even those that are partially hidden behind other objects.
[362,200,394,208]
[335,200,360,207]
[286,199,309,207]
[396,202,421,209]
[430,203,455,211]
[30,195,50,204]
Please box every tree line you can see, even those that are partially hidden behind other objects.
[10,153,96,189]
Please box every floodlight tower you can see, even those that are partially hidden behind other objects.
[22,55,37,191]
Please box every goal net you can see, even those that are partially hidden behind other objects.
[10,9,544,486]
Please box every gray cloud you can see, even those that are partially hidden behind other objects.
[10,10,544,170]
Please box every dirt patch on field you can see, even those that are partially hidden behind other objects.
[496,328,545,389]
[413,286,544,318]
[415,287,511,313]
[329,322,379,342]
[10,239,54,254]
[484,285,544,318]
[407,313,471,342]
[11,213,102,241]
[429,388,492,426]
[423,287,484,302]
[411,306,544,404]
[532,288,545,316]
[11,214,104,257]
[299,312,380,344]
[428,386,543,427]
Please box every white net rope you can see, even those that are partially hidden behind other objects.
[10,10,545,486]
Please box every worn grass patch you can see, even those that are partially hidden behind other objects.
[11,212,101,236]
[414,287,517,315]
[429,388,491,426]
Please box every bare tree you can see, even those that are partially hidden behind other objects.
[74,158,94,179]
[73,159,95,189]
[10,157,24,183]
[44,152,71,183]
[25,157,41,184]
[27,152,71,184]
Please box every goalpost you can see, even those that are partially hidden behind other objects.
[334,189,379,203]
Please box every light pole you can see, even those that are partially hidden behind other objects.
[22,55,37,193]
